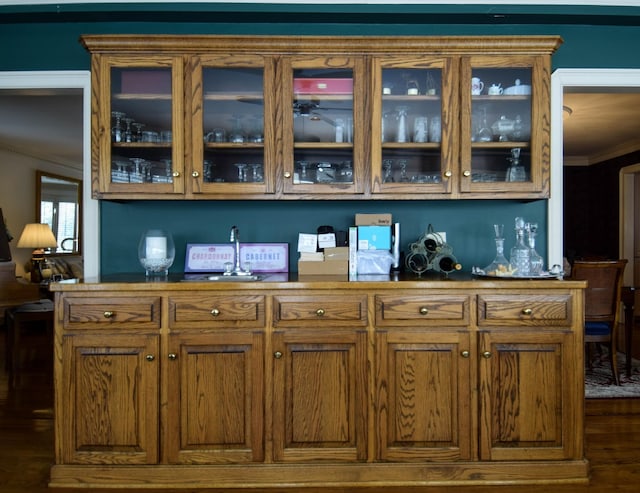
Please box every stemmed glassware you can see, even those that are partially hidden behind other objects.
[234,163,248,182]
[382,159,394,183]
[111,111,126,143]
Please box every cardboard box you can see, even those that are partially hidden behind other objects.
[355,213,392,226]
[120,70,172,95]
[294,78,353,95]
[324,246,349,261]
[298,259,348,275]
[357,225,392,250]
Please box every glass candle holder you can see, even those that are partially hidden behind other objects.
[138,229,175,276]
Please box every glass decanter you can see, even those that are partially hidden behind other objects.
[505,147,526,182]
[509,216,531,276]
[483,224,511,276]
[527,222,544,275]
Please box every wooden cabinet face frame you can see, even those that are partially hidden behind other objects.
[85,35,559,201]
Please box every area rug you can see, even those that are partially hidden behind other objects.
[585,351,640,398]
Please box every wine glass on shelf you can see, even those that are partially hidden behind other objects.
[382,159,394,183]
[234,163,248,182]
[111,111,126,143]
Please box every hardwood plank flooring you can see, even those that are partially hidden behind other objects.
[1,328,640,492]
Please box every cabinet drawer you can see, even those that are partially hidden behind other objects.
[477,293,573,327]
[63,296,161,330]
[273,295,367,327]
[169,294,265,328]
[375,294,470,327]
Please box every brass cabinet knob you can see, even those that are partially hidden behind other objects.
[145,354,155,362]
[103,311,114,319]
[522,308,533,315]
[463,170,471,177]
[211,308,220,317]
[316,308,326,317]
[482,351,492,359]
[168,353,177,360]
[192,171,200,178]
[444,170,452,178]
[461,350,470,358]
[419,306,429,315]
[284,171,292,179]
[274,351,283,359]
[172,171,180,178]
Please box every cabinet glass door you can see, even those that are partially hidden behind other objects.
[461,56,546,195]
[372,58,454,194]
[282,57,364,195]
[192,56,274,195]
[105,58,184,195]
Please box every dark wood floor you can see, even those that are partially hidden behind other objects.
[2,329,640,493]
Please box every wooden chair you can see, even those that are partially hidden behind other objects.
[572,259,627,386]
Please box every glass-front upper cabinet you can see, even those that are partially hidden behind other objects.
[281,56,365,195]
[371,57,456,195]
[460,56,547,196]
[190,55,275,195]
[97,57,184,197]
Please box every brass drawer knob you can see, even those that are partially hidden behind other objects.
[461,350,470,358]
[284,171,292,179]
[168,353,177,360]
[211,308,220,317]
[274,351,283,359]
[482,351,492,359]
[145,354,155,362]
[444,170,452,178]
[463,170,471,177]
[419,306,429,315]
[192,171,200,178]
[316,308,326,317]
[172,171,180,178]
[522,308,533,315]
[103,311,114,319]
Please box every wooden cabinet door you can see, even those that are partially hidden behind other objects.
[280,55,366,196]
[370,56,458,196]
[271,328,368,462]
[165,330,264,464]
[458,54,550,198]
[375,329,472,461]
[478,330,580,461]
[58,333,159,464]
[92,55,185,198]
[188,54,277,197]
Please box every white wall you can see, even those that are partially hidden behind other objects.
[0,147,81,278]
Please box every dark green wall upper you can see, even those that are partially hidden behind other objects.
[1,3,640,71]
[1,2,637,274]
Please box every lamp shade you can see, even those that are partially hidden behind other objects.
[16,223,58,249]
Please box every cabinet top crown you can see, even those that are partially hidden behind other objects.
[80,34,563,56]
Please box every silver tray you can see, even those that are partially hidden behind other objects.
[471,266,564,279]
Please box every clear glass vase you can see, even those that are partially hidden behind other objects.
[138,229,175,276]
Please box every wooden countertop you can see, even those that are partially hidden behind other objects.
[49,271,587,292]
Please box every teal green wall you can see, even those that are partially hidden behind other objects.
[1,3,638,274]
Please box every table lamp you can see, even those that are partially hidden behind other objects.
[17,223,58,283]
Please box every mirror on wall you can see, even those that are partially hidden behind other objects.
[36,171,82,254]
